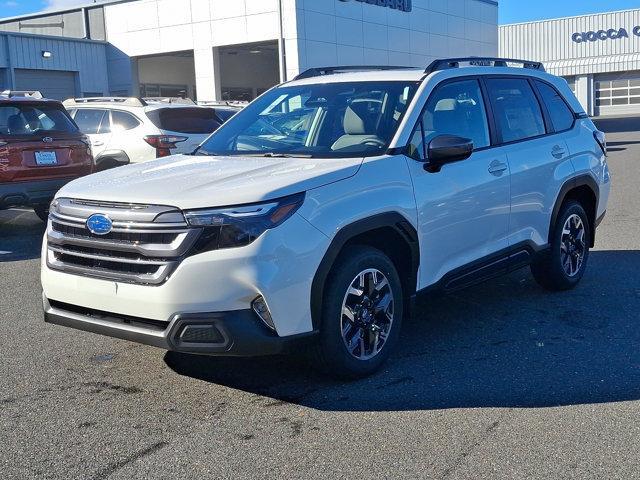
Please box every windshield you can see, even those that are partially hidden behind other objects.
[197,81,419,158]
[0,103,78,136]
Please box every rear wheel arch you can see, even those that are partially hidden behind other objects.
[550,175,599,247]
[95,151,130,172]
[310,212,419,330]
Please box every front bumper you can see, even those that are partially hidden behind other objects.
[43,296,316,356]
[0,177,75,209]
[42,212,331,337]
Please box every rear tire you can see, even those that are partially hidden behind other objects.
[33,205,49,223]
[531,200,590,291]
[312,246,403,379]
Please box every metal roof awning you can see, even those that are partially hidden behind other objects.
[545,54,640,76]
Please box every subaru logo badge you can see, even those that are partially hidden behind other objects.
[86,214,113,236]
[42,137,53,143]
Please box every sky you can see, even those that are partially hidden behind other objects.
[499,0,640,24]
[0,0,85,17]
[1,0,640,23]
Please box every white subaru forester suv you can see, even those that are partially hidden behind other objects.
[42,58,611,378]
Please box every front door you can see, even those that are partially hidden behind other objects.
[405,78,511,289]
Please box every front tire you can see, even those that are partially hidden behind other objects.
[313,246,403,379]
[531,200,590,291]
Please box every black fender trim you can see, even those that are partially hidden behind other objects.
[549,174,600,246]
[95,150,131,170]
[310,212,419,330]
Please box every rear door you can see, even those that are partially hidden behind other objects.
[145,107,221,154]
[483,77,575,249]
[71,108,111,157]
[0,102,92,183]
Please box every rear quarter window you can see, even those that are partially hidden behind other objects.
[111,110,141,131]
[146,107,221,134]
[535,81,575,132]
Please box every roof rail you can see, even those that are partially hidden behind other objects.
[143,97,195,105]
[62,97,147,107]
[294,65,415,80]
[425,57,545,74]
[1,90,43,99]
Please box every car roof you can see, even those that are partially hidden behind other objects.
[0,96,62,104]
[282,62,583,114]
[285,66,564,87]
[286,68,426,86]
[283,58,556,87]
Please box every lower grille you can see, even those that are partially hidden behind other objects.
[46,198,200,285]
[56,252,162,276]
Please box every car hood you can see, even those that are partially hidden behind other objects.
[57,154,363,210]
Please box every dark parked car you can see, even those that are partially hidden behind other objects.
[0,91,94,221]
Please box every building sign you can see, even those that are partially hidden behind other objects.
[338,0,412,13]
[572,26,640,43]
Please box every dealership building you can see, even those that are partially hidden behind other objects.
[500,8,640,116]
[0,0,498,101]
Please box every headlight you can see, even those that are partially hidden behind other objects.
[185,192,305,251]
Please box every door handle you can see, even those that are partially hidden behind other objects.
[551,145,566,159]
[92,141,104,147]
[488,159,508,176]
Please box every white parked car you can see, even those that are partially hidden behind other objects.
[43,58,610,378]
[64,97,223,171]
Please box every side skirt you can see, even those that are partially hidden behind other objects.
[413,241,550,302]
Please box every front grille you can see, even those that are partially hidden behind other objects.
[46,198,201,285]
[52,222,180,244]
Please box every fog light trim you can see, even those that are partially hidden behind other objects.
[252,296,276,331]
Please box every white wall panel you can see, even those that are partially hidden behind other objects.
[500,9,640,77]
[102,0,498,100]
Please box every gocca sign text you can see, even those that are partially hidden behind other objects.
[572,26,640,43]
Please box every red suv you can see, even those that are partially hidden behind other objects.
[0,91,94,221]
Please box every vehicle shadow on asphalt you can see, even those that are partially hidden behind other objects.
[165,250,640,411]
[0,210,45,262]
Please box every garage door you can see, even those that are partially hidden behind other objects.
[595,71,640,116]
[14,69,76,101]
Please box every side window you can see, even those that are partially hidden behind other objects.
[73,109,106,135]
[111,111,141,132]
[535,81,575,132]
[409,79,490,160]
[485,78,545,143]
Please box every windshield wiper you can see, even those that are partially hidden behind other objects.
[192,149,218,156]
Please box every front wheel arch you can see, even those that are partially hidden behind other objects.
[310,213,419,331]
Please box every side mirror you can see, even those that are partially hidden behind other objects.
[425,135,474,173]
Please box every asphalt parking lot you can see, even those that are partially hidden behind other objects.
[1,117,639,479]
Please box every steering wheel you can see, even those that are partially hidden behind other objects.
[361,138,386,148]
